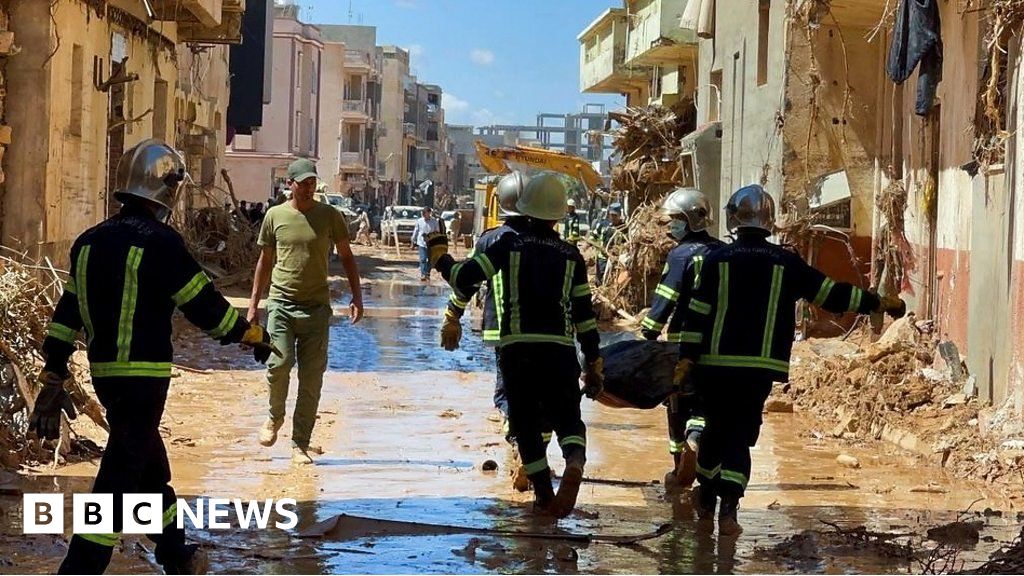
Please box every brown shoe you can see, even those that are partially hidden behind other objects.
[259,418,282,447]
[291,446,314,465]
[550,463,584,519]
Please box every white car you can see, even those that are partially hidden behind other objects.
[380,205,424,245]
[314,192,359,229]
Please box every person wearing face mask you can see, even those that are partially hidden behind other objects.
[640,187,725,493]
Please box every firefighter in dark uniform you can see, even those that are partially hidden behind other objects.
[29,139,276,574]
[674,184,906,536]
[640,187,724,492]
[562,198,581,243]
[431,172,603,518]
[591,202,626,285]
[439,172,552,490]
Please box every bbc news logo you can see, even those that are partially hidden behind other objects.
[23,494,298,534]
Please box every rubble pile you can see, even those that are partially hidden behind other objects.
[0,251,105,470]
[608,103,695,208]
[591,203,676,316]
[782,317,1022,483]
[176,205,260,284]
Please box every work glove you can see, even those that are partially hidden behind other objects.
[874,294,907,319]
[28,371,76,441]
[240,324,281,364]
[641,329,660,341]
[440,311,462,351]
[424,232,449,269]
[672,358,695,391]
[582,357,604,400]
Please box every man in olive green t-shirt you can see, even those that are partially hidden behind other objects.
[248,158,364,465]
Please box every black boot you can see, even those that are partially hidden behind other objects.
[551,451,585,519]
[157,543,208,575]
[694,484,717,524]
[529,471,555,514]
[718,496,743,537]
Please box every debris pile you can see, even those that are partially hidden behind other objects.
[608,103,695,208]
[966,525,1024,574]
[0,250,106,470]
[590,203,675,316]
[176,206,260,284]
[781,317,1022,483]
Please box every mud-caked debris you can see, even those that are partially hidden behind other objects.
[926,520,982,547]
[481,460,498,472]
[836,454,861,469]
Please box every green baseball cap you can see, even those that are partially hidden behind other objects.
[287,158,318,182]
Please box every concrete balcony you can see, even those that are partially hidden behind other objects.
[625,0,696,66]
[578,7,650,94]
[341,99,370,121]
[149,0,245,44]
[340,151,369,171]
[345,50,374,71]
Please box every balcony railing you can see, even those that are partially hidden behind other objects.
[345,50,373,68]
[340,152,364,166]
[625,0,696,65]
[342,100,367,115]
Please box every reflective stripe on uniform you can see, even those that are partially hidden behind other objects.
[79,532,120,547]
[761,264,784,358]
[116,247,144,363]
[710,262,730,354]
[523,457,549,475]
[692,256,705,289]
[208,307,239,339]
[171,271,210,307]
[561,261,575,337]
[668,439,685,454]
[848,287,863,312]
[698,354,790,373]
[482,329,501,342]
[571,283,591,298]
[163,503,178,528]
[76,245,94,343]
[559,435,585,448]
[474,253,496,278]
[91,361,173,378]
[678,331,702,344]
[64,278,77,295]
[696,463,721,480]
[688,299,712,315]
[541,432,553,444]
[449,293,468,310]
[654,283,680,302]
[509,252,522,334]
[721,469,749,489]
[499,334,574,347]
[685,417,705,432]
[641,317,665,332]
[493,273,505,334]
[813,278,835,307]
[574,318,597,333]
[47,323,78,344]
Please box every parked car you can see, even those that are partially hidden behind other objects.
[314,192,359,229]
[380,205,424,245]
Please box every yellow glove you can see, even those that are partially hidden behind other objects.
[440,311,462,351]
[582,357,604,399]
[672,358,695,390]
[240,324,282,363]
[425,232,449,268]
[875,294,907,319]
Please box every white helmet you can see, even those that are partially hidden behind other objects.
[496,171,529,216]
[662,187,712,232]
[516,172,567,221]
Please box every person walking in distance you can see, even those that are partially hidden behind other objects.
[411,205,441,282]
[248,158,364,465]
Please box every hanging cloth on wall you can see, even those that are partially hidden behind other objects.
[886,0,943,116]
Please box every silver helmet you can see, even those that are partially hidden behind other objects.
[113,139,187,222]
[661,187,712,232]
[725,184,775,233]
[496,171,529,216]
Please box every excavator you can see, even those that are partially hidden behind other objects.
[473,141,605,233]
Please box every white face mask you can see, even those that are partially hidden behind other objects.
[669,219,689,240]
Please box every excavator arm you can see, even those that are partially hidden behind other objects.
[474,141,604,192]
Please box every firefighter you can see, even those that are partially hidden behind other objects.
[640,187,724,492]
[430,172,603,518]
[439,172,553,490]
[591,203,626,285]
[674,184,906,536]
[562,198,581,243]
[30,139,276,574]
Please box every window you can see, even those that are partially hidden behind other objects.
[310,55,318,94]
[757,0,770,86]
[296,49,303,91]
[70,44,84,137]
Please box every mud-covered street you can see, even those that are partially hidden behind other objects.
[0,247,1021,574]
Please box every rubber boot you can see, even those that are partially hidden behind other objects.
[664,452,682,493]
[58,535,114,574]
[550,452,585,519]
[694,484,717,526]
[718,496,743,537]
[530,471,555,514]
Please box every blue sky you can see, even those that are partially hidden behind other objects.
[301,0,624,127]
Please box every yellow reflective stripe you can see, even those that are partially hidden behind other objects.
[696,463,720,479]
[761,264,784,358]
[208,306,239,339]
[721,469,749,489]
[692,256,705,289]
[559,435,586,448]
[685,417,705,430]
[91,361,173,378]
[482,329,501,342]
[79,532,120,547]
[116,247,144,363]
[64,278,77,295]
[813,278,835,307]
[641,317,665,331]
[500,334,574,347]
[666,333,681,343]
[449,293,468,309]
[172,272,210,306]
[474,253,496,278]
[163,503,177,528]
[493,273,505,334]
[76,245,94,343]
[848,287,863,312]
[698,354,790,373]
[561,260,575,337]
[47,323,78,344]
[689,299,712,315]
[679,331,702,344]
[523,457,549,475]
[668,439,685,454]
[509,252,522,334]
[571,283,592,298]
[574,318,597,333]
[710,262,729,354]
[655,283,680,302]
[541,431,554,444]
